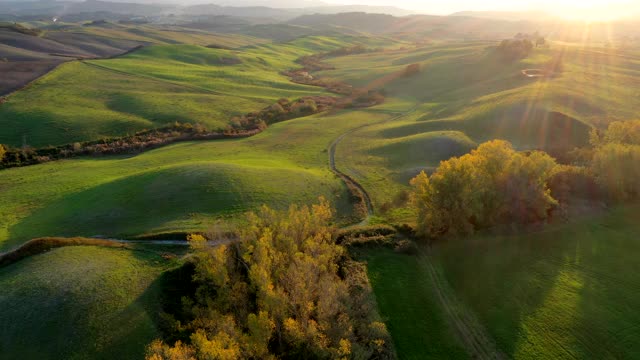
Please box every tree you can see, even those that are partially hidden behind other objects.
[147,199,394,359]
[411,140,559,238]
[496,39,534,61]
[0,145,6,162]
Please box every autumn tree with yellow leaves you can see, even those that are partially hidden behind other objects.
[147,198,394,360]
[411,140,559,238]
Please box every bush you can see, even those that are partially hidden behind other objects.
[337,225,397,248]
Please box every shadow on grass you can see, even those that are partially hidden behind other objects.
[6,165,242,250]
[436,205,640,357]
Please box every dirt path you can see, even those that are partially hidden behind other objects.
[420,248,507,359]
[328,109,416,225]
[327,104,506,359]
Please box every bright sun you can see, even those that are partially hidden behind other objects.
[379,0,640,21]
[550,0,635,21]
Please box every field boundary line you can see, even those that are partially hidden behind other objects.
[420,248,508,360]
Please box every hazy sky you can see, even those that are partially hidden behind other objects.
[324,0,639,19]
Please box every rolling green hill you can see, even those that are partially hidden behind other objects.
[0,245,179,360]
[324,42,640,220]
[0,36,393,147]
[0,110,394,251]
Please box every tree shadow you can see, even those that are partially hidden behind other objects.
[435,221,590,356]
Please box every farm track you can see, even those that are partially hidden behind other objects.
[328,109,417,224]
[327,104,506,359]
[420,248,507,360]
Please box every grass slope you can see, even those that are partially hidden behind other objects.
[0,110,391,251]
[437,205,640,359]
[0,245,178,359]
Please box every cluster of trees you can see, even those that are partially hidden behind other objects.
[0,122,232,169]
[147,199,394,360]
[515,32,546,47]
[410,120,640,239]
[589,120,640,200]
[228,97,332,132]
[343,90,386,109]
[495,39,534,61]
[0,96,336,170]
[411,140,558,238]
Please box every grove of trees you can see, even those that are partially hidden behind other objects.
[147,199,394,360]
[410,140,559,238]
[496,39,534,61]
[411,120,640,239]
[589,120,640,200]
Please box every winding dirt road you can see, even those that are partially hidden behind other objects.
[328,108,507,359]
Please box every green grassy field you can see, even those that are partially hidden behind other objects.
[0,245,180,359]
[3,35,640,359]
[434,205,640,359]
[0,43,325,147]
[0,110,395,251]
[0,35,396,147]
[357,248,468,359]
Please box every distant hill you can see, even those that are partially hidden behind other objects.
[180,4,295,21]
[299,5,416,17]
[0,0,169,17]
[450,11,553,22]
[288,12,542,38]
